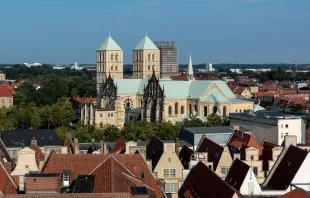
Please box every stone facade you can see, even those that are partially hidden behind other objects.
[133,49,160,79]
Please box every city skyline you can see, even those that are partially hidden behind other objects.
[1,0,309,64]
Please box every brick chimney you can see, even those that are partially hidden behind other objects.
[233,126,240,131]
[74,138,79,154]
[31,139,37,146]
[175,138,180,157]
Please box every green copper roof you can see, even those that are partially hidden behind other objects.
[187,53,194,80]
[202,89,230,103]
[97,36,122,51]
[134,35,158,50]
[254,104,265,112]
[114,79,147,95]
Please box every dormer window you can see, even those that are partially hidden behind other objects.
[62,170,72,187]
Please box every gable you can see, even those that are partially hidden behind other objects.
[153,151,184,175]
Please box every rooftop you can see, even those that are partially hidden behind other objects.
[97,36,122,51]
[134,35,158,50]
[183,126,250,135]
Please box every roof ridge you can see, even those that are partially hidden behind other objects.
[110,155,136,177]
[89,155,111,174]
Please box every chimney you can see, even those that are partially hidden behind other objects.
[100,140,107,154]
[31,139,37,146]
[233,126,240,131]
[284,135,297,148]
[74,138,79,154]
[175,138,180,157]
[91,138,95,143]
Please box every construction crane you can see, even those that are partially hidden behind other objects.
[295,60,301,72]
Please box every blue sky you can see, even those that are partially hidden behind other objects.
[0,0,309,64]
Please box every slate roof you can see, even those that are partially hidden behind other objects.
[1,129,63,148]
[179,161,241,198]
[196,135,224,171]
[225,159,250,191]
[0,161,17,194]
[279,188,310,198]
[97,36,122,51]
[146,137,164,170]
[262,145,308,190]
[134,35,158,50]
[179,145,193,169]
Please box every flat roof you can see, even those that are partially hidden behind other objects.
[183,126,250,135]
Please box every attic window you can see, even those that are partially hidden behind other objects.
[286,124,289,128]
[168,158,171,162]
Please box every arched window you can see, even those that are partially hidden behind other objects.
[100,113,103,117]
[223,106,227,117]
[168,106,172,115]
[100,122,103,128]
[189,104,192,114]
[175,103,178,114]
[240,109,242,113]
[152,54,155,61]
[244,109,246,113]
[111,66,114,71]
[108,113,110,117]
[181,106,184,114]
[140,52,143,61]
[236,109,238,112]
[111,54,114,61]
[204,106,208,116]
[194,105,197,113]
[115,54,118,61]
[135,52,138,61]
[140,100,143,107]
[115,66,118,71]
[102,53,105,62]
[148,54,151,61]
[213,106,218,114]
[148,65,150,71]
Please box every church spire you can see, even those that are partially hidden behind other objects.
[187,53,194,81]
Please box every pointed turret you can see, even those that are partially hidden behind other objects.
[187,53,194,81]
[97,35,122,51]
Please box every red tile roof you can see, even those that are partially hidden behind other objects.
[279,188,310,198]
[110,137,126,154]
[30,143,45,161]
[179,161,241,198]
[233,86,246,95]
[71,97,96,105]
[0,84,15,97]
[170,75,187,81]
[0,161,17,194]
[0,193,134,198]
[228,131,263,156]
[9,80,24,89]
[25,177,60,193]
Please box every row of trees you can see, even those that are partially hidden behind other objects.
[56,114,229,143]
[0,97,74,133]
[242,69,310,82]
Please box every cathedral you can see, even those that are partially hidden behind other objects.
[81,34,254,128]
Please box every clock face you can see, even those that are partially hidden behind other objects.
[123,98,133,110]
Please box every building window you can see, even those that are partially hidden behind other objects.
[108,113,110,117]
[148,65,150,71]
[148,54,151,61]
[168,106,172,115]
[175,103,178,114]
[281,133,283,139]
[194,105,197,113]
[115,54,118,61]
[170,169,176,178]
[189,104,192,114]
[239,109,242,113]
[100,122,103,129]
[213,106,218,114]
[168,158,171,163]
[102,53,105,62]
[165,183,177,193]
[281,124,283,128]
[165,184,170,193]
[115,66,118,71]
[11,150,17,159]
[111,66,113,71]
[164,169,169,178]
[204,106,208,116]
[223,106,227,117]
[63,174,69,182]
[181,106,184,114]
[100,114,102,117]
[19,176,25,184]
[285,124,289,128]
[152,54,155,61]
[253,167,258,176]
[221,168,229,177]
[111,54,114,61]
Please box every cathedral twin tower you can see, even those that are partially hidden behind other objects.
[96,34,160,92]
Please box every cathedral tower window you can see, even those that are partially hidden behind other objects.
[148,54,151,61]
[204,106,208,116]
[152,54,155,61]
[148,65,150,71]
[168,106,172,115]
[115,66,118,71]
[115,54,118,61]
[102,53,105,62]
[223,106,227,116]
[111,54,114,61]
[175,103,178,114]
[189,104,192,114]
[111,66,114,71]
[181,106,184,114]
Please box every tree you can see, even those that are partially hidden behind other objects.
[0,107,17,133]
[179,115,207,128]
[71,87,78,97]
[51,97,74,127]
[56,127,70,141]
[93,125,121,142]
[25,102,42,129]
[154,121,181,140]
[291,104,304,113]
[206,114,229,127]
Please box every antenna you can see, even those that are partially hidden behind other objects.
[108,28,111,37]
[145,25,148,36]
